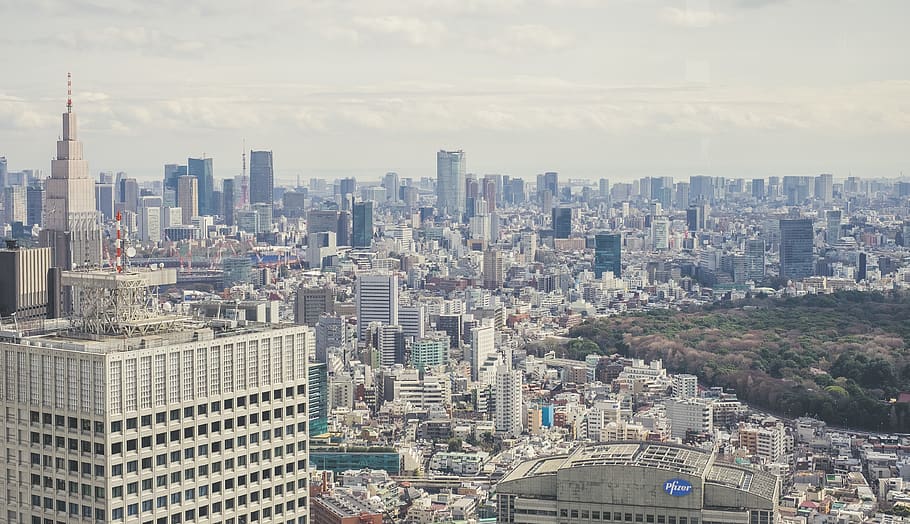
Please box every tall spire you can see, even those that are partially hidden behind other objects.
[67,72,72,113]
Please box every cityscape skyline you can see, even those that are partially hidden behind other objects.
[2,1,909,181]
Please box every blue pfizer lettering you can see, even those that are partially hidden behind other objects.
[663,478,693,497]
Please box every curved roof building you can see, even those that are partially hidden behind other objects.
[495,441,778,524]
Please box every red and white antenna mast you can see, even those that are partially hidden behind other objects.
[66,72,72,113]
[115,211,123,273]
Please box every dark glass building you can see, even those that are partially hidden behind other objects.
[249,150,274,206]
[779,218,814,280]
[187,157,214,215]
[594,233,622,278]
[552,206,572,239]
[352,200,373,248]
[222,178,235,226]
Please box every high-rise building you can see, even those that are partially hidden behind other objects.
[745,239,766,281]
[0,279,313,524]
[815,173,833,203]
[307,209,340,240]
[295,285,335,327]
[598,178,609,197]
[651,216,670,251]
[138,200,161,244]
[118,177,139,213]
[674,182,689,209]
[666,398,714,439]
[0,242,51,319]
[779,218,814,280]
[689,175,714,203]
[382,171,400,203]
[41,76,103,270]
[371,323,406,367]
[436,314,462,349]
[26,185,44,227]
[399,303,427,341]
[249,150,274,206]
[752,178,765,200]
[495,366,523,438]
[0,156,7,188]
[552,206,572,239]
[593,233,622,278]
[94,182,114,221]
[163,163,186,193]
[436,150,466,219]
[315,314,347,362]
[483,248,504,290]
[355,273,399,342]
[177,175,199,225]
[471,325,495,382]
[3,185,27,225]
[309,362,329,436]
[826,209,842,245]
[496,442,779,523]
[542,171,559,200]
[222,178,235,225]
[187,157,214,215]
[338,177,356,199]
[672,374,698,399]
[351,200,373,249]
[410,332,449,369]
[686,204,707,232]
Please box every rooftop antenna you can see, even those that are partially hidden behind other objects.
[66,72,72,113]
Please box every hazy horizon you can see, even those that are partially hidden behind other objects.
[2,0,908,183]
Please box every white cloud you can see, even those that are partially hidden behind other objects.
[0,95,55,130]
[660,7,731,28]
[480,24,575,55]
[353,16,448,47]
[43,26,207,56]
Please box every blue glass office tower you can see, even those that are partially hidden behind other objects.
[352,200,373,248]
[552,206,572,239]
[594,233,622,278]
[188,157,214,215]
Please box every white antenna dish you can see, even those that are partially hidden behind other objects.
[126,247,137,258]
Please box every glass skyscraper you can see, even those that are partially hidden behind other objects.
[779,218,814,280]
[436,150,466,219]
[552,206,572,239]
[352,200,373,249]
[249,150,274,206]
[187,157,214,215]
[594,232,622,278]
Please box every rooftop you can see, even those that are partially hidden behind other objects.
[498,441,779,501]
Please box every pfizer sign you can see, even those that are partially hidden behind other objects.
[663,478,693,497]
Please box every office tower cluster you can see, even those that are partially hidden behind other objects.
[5,74,910,524]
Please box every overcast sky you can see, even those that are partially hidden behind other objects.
[1,0,908,184]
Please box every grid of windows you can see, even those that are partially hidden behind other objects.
[3,328,310,524]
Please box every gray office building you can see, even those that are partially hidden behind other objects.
[437,150,466,219]
[249,150,274,206]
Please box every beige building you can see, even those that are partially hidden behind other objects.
[0,311,313,524]
[177,175,199,225]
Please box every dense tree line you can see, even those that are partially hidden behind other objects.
[566,291,910,431]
